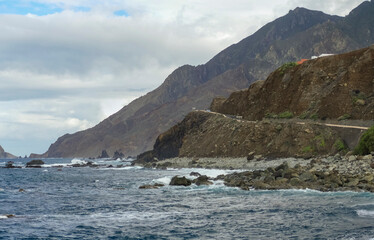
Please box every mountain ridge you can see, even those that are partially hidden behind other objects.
[41,1,374,158]
[0,145,16,159]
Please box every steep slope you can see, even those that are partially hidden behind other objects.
[44,1,374,158]
[0,145,16,159]
[213,45,374,120]
[136,45,374,162]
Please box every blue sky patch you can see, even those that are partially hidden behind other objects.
[114,9,129,17]
[0,1,64,15]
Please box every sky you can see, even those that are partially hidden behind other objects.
[0,0,368,156]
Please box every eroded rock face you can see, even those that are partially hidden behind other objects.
[213,45,374,121]
[135,110,359,163]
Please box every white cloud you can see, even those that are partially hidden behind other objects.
[0,0,368,156]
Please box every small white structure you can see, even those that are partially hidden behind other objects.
[311,53,334,59]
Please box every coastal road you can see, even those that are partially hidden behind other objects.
[196,110,370,130]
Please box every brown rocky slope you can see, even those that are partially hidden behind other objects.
[212,45,374,121]
[44,2,374,158]
[135,45,374,164]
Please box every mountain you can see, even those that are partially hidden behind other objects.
[43,1,374,158]
[0,145,16,159]
[136,45,374,163]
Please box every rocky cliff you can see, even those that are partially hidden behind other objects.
[212,45,374,121]
[0,145,16,159]
[136,45,374,163]
[135,111,370,163]
[44,1,374,158]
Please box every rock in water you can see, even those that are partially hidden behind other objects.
[170,176,192,186]
[98,150,109,158]
[26,159,45,168]
[193,175,213,186]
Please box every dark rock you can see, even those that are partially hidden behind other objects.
[113,151,125,159]
[247,152,255,161]
[170,176,192,186]
[139,183,165,189]
[4,161,20,168]
[214,174,226,180]
[71,161,98,168]
[275,162,289,171]
[26,159,45,168]
[299,171,317,182]
[370,162,374,169]
[98,150,109,159]
[193,175,213,186]
[5,161,14,168]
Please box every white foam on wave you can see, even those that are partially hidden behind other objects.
[71,158,87,165]
[88,211,179,223]
[42,163,69,168]
[165,167,242,179]
[97,166,143,171]
[0,215,8,219]
[357,210,374,217]
[153,176,172,185]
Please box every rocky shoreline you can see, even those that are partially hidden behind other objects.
[138,153,374,192]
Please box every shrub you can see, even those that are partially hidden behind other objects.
[302,146,313,153]
[278,111,294,119]
[354,125,374,155]
[314,135,326,148]
[265,113,278,119]
[334,139,346,152]
[310,113,319,121]
[278,62,297,75]
[298,112,309,119]
[338,114,351,121]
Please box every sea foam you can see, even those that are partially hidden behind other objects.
[357,210,374,217]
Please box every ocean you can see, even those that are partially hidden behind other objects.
[1,158,374,239]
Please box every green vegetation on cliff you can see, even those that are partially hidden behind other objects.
[354,125,374,155]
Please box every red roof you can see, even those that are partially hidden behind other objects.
[297,59,308,65]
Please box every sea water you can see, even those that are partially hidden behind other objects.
[1,158,374,239]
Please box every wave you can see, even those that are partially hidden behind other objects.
[71,158,88,165]
[357,210,374,217]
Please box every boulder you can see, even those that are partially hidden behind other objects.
[26,159,45,168]
[193,175,213,186]
[170,176,192,186]
[299,171,317,182]
[247,152,255,161]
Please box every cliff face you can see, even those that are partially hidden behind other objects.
[212,45,374,121]
[136,45,374,163]
[135,111,367,163]
[45,1,374,158]
[0,145,16,159]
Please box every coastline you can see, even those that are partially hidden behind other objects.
[138,154,374,192]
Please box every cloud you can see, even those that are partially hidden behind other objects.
[0,0,367,156]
